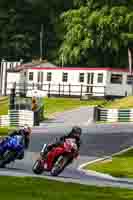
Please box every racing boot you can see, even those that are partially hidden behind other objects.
[16,151,24,160]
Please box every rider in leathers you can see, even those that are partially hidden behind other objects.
[0,125,31,160]
[8,126,31,150]
[40,126,82,157]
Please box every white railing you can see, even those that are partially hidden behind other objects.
[0,110,34,127]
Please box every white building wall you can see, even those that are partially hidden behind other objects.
[6,66,133,97]
[92,70,107,96]
[123,73,133,96]
[6,72,21,95]
[105,71,133,96]
[26,68,107,96]
[0,60,22,95]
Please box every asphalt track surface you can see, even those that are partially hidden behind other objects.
[1,107,133,188]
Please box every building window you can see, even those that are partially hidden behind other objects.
[62,72,68,82]
[97,73,103,83]
[24,71,26,77]
[127,75,133,84]
[29,72,33,81]
[47,72,52,81]
[79,73,84,82]
[110,74,122,84]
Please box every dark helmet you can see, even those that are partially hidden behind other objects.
[70,126,82,139]
[21,125,31,137]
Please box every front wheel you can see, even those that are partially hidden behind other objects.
[32,159,44,175]
[0,151,15,168]
[51,155,69,176]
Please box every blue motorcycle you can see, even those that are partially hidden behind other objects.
[0,135,25,167]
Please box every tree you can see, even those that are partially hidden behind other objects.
[0,1,36,60]
[0,0,76,61]
[58,1,133,67]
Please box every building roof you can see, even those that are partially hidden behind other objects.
[23,61,57,68]
[15,60,58,71]
[14,60,131,73]
[28,67,132,73]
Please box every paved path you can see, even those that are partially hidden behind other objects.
[1,107,133,188]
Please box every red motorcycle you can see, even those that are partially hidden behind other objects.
[32,138,79,176]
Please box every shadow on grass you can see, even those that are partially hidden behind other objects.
[109,171,127,178]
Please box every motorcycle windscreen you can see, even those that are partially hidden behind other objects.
[7,136,23,148]
[15,135,23,143]
[40,144,47,153]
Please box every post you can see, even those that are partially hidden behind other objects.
[58,83,61,97]
[69,84,71,96]
[1,60,7,96]
[62,84,64,96]
[128,48,132,74]
[0,61,2,95]
[23,81,26,97]
[93,106,99,121]
[128,48,133,95]
[40,24,43,62]
[10,83,16,110]
[80,84,83,99]
[48,83,51,98]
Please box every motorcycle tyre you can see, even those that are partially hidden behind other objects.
[51,155,69,176]
[32,159,44,175]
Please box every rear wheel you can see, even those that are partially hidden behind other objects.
[32,159,44,174]
[51,155,69,176]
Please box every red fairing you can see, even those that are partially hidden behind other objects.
[46,145,65,170]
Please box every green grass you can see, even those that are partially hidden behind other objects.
[0,97,8,115]
[85,148,133,178]
[0,127,16,136]
[0,176,133,200]
[42,96,133,118]
[1,95,133,118]
[105,96,133,109]
[0,127,8,136]
[43,97,106,117]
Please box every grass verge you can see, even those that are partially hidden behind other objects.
[0,97,8,115]
[1,96,133,117]
[0,127,16,136]
[105,96,133,109]
[43,97,107,117]
[84,148,133,178]
[0,176,133,200]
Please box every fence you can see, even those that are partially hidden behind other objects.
[0,95,44,127]
[95,107,133,122]
[0,110,34,127]
[6,82,106,97]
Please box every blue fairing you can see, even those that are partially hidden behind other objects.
[0,136,24,155]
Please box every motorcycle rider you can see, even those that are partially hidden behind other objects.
[40,126,82,158]
[8,125,31,150]
[0,125,31,159]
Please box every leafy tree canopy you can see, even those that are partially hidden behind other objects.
[58,0,133,67]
